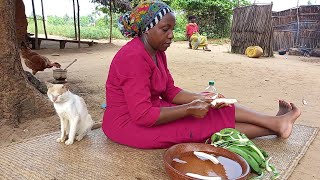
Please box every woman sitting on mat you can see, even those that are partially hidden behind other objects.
[186,15,211,51]
[102,0,301,149]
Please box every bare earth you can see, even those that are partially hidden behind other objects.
[0,39,319,179]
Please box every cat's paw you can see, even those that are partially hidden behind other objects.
[76,134,85,141]
[65,139,74,145]
[56,137,66,143]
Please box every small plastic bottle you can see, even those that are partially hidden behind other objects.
[205,80,218,95]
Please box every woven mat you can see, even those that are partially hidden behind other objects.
[0,124,318,180]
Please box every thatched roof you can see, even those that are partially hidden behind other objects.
[93,0,132,11]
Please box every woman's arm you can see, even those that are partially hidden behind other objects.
[171,90,202,104]
[154,99,212,125]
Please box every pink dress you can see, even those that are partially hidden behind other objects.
[102,37,235,149]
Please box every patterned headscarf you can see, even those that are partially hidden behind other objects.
[118,1,173,38]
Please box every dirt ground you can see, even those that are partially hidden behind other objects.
[0,38,319,179]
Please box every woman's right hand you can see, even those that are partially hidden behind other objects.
[186,99,212,118]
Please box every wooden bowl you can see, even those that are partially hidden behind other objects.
[163,143,250,180]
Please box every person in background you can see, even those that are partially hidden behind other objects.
[102,1,301,149]
[186,15,211,51]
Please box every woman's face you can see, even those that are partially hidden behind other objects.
[146,12,175,51]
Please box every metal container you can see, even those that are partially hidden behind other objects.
[53,69,67,80]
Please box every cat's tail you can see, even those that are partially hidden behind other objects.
[86,114,95,132]
[92,122,102,130]
[87,114,102,130]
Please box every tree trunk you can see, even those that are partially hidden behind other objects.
[15,0,28,46]
[0,0,54,127]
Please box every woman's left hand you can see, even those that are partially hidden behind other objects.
[212,94,232,109]
[199,92,231,109]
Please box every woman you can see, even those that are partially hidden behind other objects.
[102,1,301,149]
[186,15,211,51]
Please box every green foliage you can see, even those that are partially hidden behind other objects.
[131,0,173,7]
[173,13,188,41]
[92,0,131,13]
[173,31,186,41]
[170,0,250,38]
[47,15,68,25]
[175,13,188,34]
[27,0,245,42]
[95,16,108,27]
[27,16,123,40]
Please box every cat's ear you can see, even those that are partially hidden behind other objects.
[45,81,54,88]
[62,83,70,90]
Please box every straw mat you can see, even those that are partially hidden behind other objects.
[0,124,318,180]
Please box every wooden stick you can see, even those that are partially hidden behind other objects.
[40,0,47,39]
[73,0,77,40]
[109,0,112,43]
[296,0,300,47]
[77,0,80,48]
[31,0,39,49]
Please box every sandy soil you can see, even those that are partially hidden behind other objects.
[0,39,319,179]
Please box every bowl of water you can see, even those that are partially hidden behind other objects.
[53,69,67,80]
[163,143,250,180]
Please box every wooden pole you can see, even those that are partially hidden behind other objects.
[31,0,39,49]
[76,0,80,48]
[109,0,112,43]
[268,2,274,57]
[73,0,77,40]
[40,0,47,39]
[238,0,240,7]
[296,0,300,47]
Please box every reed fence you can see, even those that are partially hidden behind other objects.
[272,5,320,51]
[231,4,274,57]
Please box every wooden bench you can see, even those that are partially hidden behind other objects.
[28,37,97,49]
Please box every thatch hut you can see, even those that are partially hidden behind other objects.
[272,5,320,51]
[231,4,274,57]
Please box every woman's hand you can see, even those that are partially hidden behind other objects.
[186,99,212,118]
[211,94,232,109]
[199,92,220,99]
[200,92,215,98]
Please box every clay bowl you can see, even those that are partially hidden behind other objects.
[53,69,67,80]
[163,143,250,180]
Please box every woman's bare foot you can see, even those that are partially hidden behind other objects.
[276,100,292,116]
[278,103,301,138]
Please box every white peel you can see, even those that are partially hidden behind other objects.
[211,98,237,106]
[211,94,219,100]
[186,173,221,180]
[194,151,219,164]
